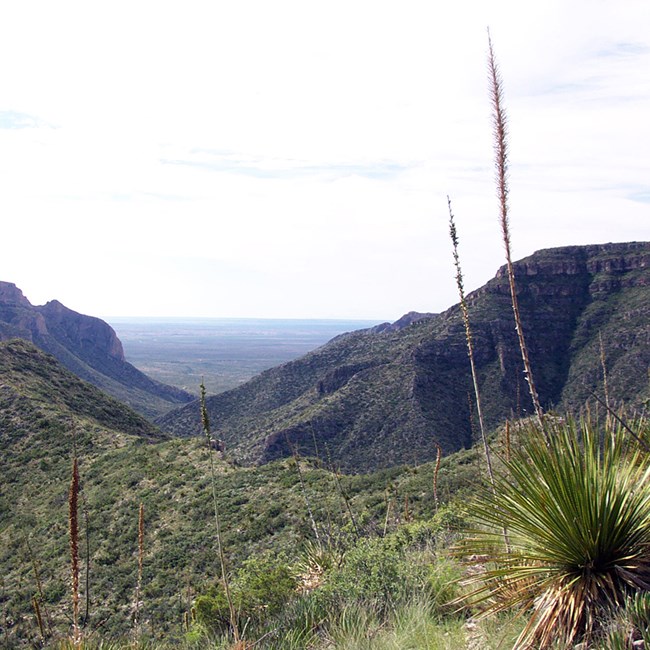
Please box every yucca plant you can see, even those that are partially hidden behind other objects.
[459,414,650,648]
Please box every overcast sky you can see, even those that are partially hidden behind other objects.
[1,1,648,321]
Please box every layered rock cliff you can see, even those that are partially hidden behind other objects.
[157,242,649,472]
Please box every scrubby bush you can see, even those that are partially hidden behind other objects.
[193,554,297,634]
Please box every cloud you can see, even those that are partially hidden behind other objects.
[160,149,410,181]
[0,111,51,129]
[628,189,650,204]
[597,42,650,58]
[0,1,648,318]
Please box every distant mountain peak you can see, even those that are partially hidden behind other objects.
[371,311,437,334]
[0,281,32,307]
[0,282,193,418]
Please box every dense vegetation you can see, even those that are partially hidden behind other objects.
[2,338,649,649]
[0,339,491,647]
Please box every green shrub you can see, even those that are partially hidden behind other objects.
[193,554,297,633]
[324,536,410,606]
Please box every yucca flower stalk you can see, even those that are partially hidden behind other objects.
[447,196,496,490]
[83,497,90,628]
[487,32,544,429]
[459,415,650,649]
[32,595,44,643]
[433,442,442,512]
[132,502,144,642]
[200,381,240,644]
[285,434,321,544]
[25,535,52,638]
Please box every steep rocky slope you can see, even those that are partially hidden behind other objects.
[0,283,192,418]
[157,242,649,472]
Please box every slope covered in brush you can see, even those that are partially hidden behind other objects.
[0,339,163,440]
[0,283,193,418]
[157,242,650,473]
[0,335,479,645]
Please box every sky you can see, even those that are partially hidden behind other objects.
[1,1,648,321]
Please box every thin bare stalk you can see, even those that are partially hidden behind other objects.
[285,435,321,545]
[2,578,9,649]
[309,422,322,467]
[25,536,52,637]
[383,489,392,536]
[433,443,442,512]
[589,391,650,453]
[487,32,545,431]
[69,455,81,646]
[598,332,610,409]
[83,498,90,629]
[32,595,45,643]
[598,331,614,436]
[133,502,144,642]
[447,196,496,490]
[200,381,240,644]
[325,443,359,539]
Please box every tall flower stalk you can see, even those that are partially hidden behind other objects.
[488,32,544,429]
[447,196,496,490]
[69,455,81,646]
[133,502,144,641]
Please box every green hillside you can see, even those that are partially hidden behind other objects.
[0,283,193,419]
[0,339,482,647]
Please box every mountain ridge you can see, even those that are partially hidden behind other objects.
[0,282,193,418]
[157,241,650,472]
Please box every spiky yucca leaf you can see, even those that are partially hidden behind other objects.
[459,415,650,649]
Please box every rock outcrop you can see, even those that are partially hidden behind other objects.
[0,283,193,418]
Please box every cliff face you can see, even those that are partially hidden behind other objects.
[157,242,650,473]
[0,283,192,418]
[37,300,126,361]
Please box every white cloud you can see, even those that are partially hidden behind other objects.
[0,0,648,318]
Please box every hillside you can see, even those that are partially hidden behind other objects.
[157,242,650,472]
[0,339,163,441]
[0,337,476,646]
[0,283,193,418]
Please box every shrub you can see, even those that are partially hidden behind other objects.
[323,536,406,606]
[193,555,297,634]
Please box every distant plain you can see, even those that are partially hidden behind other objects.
[108,317,382,396]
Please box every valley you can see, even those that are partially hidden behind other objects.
[0,242,648,648]
[108,318,382,396]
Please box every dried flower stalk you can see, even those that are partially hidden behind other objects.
[487,32,545,430]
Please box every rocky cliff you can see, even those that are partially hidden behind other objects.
[0,283,193,418]
[157,242,650,472]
